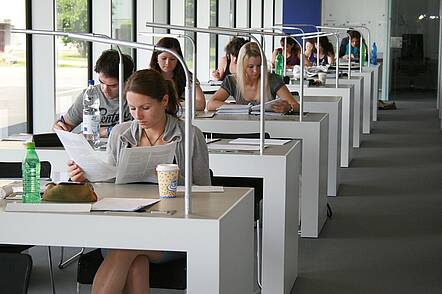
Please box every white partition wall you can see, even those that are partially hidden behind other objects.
[32,0,55,133]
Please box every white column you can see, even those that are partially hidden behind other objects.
[263,0,274,59]
[197,0,211,81]
[32,0,55,133]
[236,0,249,28]
[170,0,185,53]
[92,0,112,80]
[137,0,154,69]
[218,0,234,63]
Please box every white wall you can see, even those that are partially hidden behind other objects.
[322,0,390,100]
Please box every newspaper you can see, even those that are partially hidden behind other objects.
[115,142,176,184]
[55,129,177,184]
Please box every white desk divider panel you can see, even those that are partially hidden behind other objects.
[287,84,355,167]
[370,64,381,121]
[304,96,342,196]
[209,139,302,294]
[194,113,329,238]
[325,76,364,148]
[351,68,375,134]
[0,183,254,294]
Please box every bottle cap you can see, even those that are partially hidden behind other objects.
[25,142,35,149]
[88,80,95,86]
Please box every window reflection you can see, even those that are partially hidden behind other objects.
[0,0,27,136]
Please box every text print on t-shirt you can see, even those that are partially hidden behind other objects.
[100,108,132,125]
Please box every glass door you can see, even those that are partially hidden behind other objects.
[389,0,440,99]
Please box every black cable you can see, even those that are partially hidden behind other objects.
[327,203,333,218]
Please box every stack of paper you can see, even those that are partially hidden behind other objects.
[216,104,251,114]
[91,198,160,212]
[229,138,291,145]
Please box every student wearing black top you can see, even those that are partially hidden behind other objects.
[212,37,248,81]
[149,37,206,111]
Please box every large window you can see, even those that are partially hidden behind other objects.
[55,0,89,118]
[209,0,218,71]
[0,0,27,136]
[112,0,134,57]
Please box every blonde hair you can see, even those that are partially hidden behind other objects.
[236,42,271,103]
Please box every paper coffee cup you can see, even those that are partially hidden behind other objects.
[156,164,179,198]
[317,72,327,84]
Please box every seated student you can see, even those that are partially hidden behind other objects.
[149,37,206,111]
[212,37,248,81]
[68,69,211,294]
[207,42,299,113]
[304,38,317,67]
[54,49,134,137]
[339,30,367,62]
[314,37,336,66]
[271,37,301,68]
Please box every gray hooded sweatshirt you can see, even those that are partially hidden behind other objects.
[106,113,211,186]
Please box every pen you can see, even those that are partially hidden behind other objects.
[60,115,65,124]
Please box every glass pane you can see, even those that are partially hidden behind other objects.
[0,0,27,137]
[185,0,195,68]
[55,0,89,118]
[112,0,134,57]
[209,0,218,71]
[390,0,440,97]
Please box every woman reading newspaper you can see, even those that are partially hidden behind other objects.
[68,69,210,294]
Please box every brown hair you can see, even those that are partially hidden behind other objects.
[149,37,186,98]
[124,69,181,117]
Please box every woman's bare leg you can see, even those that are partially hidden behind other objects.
[92,250,144,294]
[123,255,150,294]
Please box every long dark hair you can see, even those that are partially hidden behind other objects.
[149,37,186,98]
[280,37,300,56]
[124,69,180,117]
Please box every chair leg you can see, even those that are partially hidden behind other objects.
[47,246,56,294]
[58,247,85,269]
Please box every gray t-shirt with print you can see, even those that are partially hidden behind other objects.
[64,85,132,128]
[220,73,285,105]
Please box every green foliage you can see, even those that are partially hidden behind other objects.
[57,0,88,56]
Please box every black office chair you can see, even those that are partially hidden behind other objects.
[0,161,56,294]
[0,253,33,294]
[76,249,187,293]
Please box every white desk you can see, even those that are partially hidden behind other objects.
[209,139,301,294]
[0,184,254,294]
[288,84,354,167]
[304,96,342,196]
[195,113,329,238]
[325,76,364,148]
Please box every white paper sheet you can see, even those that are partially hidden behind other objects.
[115,142,176,184]
[208,144,263,151]
[91,198,160,211]
[55,129,116,182]
[250,98,282,112]
[177,186,224,193]
[229,138,291,146]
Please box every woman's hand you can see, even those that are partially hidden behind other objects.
[68,160,87,182]
[272,100,291,113]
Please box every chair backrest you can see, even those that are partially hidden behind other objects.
[0,253,32,294]
[0,161,52,179]
[203,132,271,139]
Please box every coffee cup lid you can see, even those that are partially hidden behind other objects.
[156,164,179,172]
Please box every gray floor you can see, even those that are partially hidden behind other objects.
[292,96,442,294]
[26,95,442,293]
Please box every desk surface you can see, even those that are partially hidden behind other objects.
[0,183,252,221]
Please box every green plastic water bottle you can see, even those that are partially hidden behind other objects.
[361,44,367,66]
[275,51,284,77]
[22,142,41,203]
